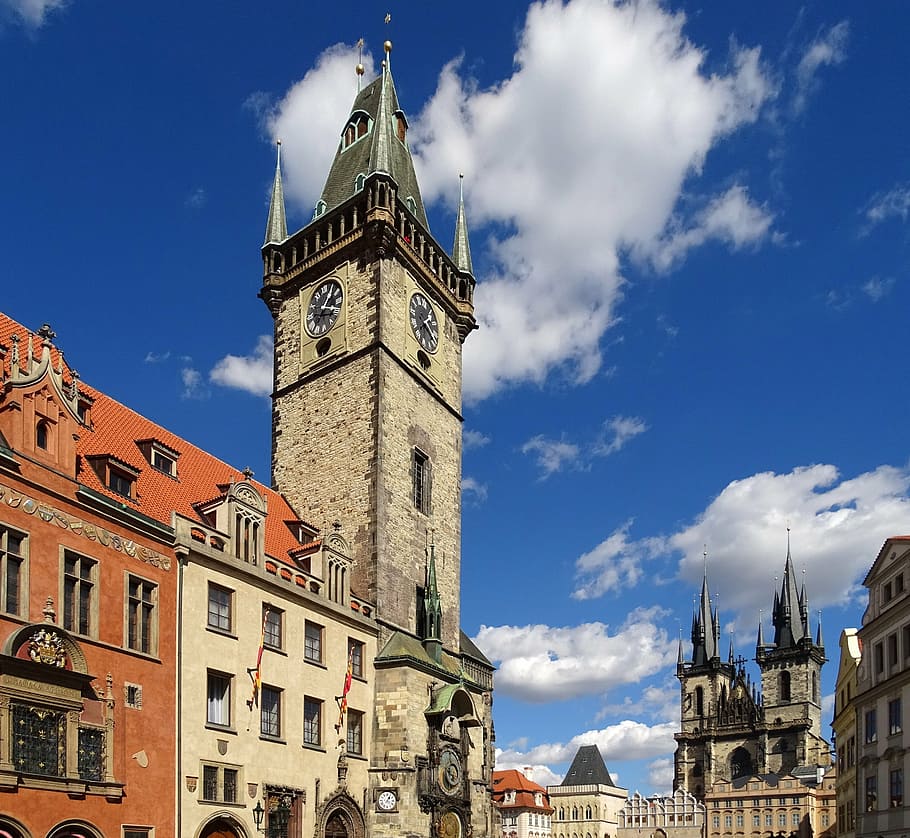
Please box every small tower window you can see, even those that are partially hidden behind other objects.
[412,448,431,515]
[36,420,49,450]
[779,671,791,702]
[406,196,417,215]
[355,173,366,192]
[695,686,704,716]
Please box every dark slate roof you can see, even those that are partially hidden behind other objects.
[561,745,616,787]
[460,630,492,666]
[318,66,428,229]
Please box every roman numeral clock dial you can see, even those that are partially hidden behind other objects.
[306,279,343,337]
[409,292,438,353]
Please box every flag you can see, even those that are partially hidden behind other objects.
[247,608,269,710]
[334,643,354,733]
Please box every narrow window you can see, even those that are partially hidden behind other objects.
[348,638,364,678]
[412,448,431,514]
[865,709,878,743]
[206,671,232,727]
[888,633,899,667]
[127,575,157,654]
[36,420,49,450]
[63,551,96,637]
[779,670,791,701]
[207,583,232,632]
[695,685,704,716]
[890,768,903,808]
[305,621,323,663]
[347,709,363,755]
[263,606,283,650]
[304,697,322,746]
[889,698,902,735]
[260,686,281,738]
[875,642,884,674]
[0,525,27,616]
[865,775,877,811]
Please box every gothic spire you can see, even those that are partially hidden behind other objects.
[815,611,824,648]
[422,539,443,662]
[452,174,474,276]
[690,564,719,666]
[263,140,288,246]
[316,41,429,228]
[771,536,811,649]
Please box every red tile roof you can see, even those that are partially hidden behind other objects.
[493,769,553,812]
[1,313,308,564]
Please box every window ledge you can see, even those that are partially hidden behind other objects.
[0,769,124,799]
[205,723,238,736]
[304,658,327,670]
[199,799,246,808]
[346,752,367,761]
[264,645,287,657]
[303,743,326,753]
[205,626,238,641]
[259,734,286,745]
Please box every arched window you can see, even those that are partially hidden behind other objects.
[572,807,578,820]
[314,200,327,218]
[730,746,753,779]
[586,807,592,820]
[779,671,791,702]
[36,420,48,450]
[355,173,366,192]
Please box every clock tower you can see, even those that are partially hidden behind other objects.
[260,43,494,838]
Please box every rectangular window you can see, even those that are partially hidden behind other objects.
[207,583,232,632]
[888,633,899,667]
[736,814,743,827]
[897,573,905,593]
[63,550,96,636]
[12,703,66,777]
[847,735,855,767]
[412,448,431,514]
[724,814,732,828]
[263,606,282,650]
[904,624,910,659]
[304,697,322,746]
[0,524,27,616]
[127,575,157,654]
[109,469,133,498]
[792,814,800,826]
[889,698,902,735]
[152,450,174,475]
[260,686,281,738]
[791,796,800,805]
[349,638,364,678]
[124,830,153,838]
[206,671,232,728]
[865,709,878,743]
[200,763,240,803]
[846,800,854,828]
[305,621,323,663]
[890,768,903,808]
[778,814,786,827]
[752,815,760,827]
[865,775,877,811]
[874,642,884,674]
[764,814,772,827]
[347,708,363,755]
[712,816,720,829]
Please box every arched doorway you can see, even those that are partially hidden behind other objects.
[200,817,243,838]
[47,824,103,838]
[0,818,29,838]
[315,792,365,838]
[325,812,348,838]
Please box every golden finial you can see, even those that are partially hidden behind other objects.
[384,40,392,54]
[355,37,365,89]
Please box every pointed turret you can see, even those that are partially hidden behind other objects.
[690,571,719,666]
[756,614,765,651]
[422,541,443,662]
[317,41,428,228]
[263,140,288,246]
[773,547,809,649]
[452,174,474,276]
[815,613,824,647]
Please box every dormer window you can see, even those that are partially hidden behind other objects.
[86,455,139,502]
[136,438,180,478]
[314,200,327,219]
[355,173,366,192]
[108,468,134,499]
[341,113,371,150]
[395,112,407,142]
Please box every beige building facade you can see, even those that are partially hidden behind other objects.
[832,629,860,838]
[549,746,628,838]
[853,536,910,838]
[617,788,705,838]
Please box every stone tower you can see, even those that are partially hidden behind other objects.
[259,44,494,838]
[674,549,829,800]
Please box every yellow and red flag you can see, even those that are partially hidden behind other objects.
[246,608,269,710]
[334,643,354,732]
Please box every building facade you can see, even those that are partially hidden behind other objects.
[616,788,705,838]
[832,628,860,838]
[493,769,553,838]
[853,536,910,838]
[0,39,495,838]
[549,746,628,838]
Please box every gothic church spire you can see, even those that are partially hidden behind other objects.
[452,174,474,276]
[263,140,288,246]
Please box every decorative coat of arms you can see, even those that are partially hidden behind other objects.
[28,628,66,667]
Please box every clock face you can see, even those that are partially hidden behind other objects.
[306,280,343,337]
[438,748,463,795]
[409,292,439,353]
[439,811,462,838]
[377,790,397,811]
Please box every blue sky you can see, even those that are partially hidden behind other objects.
[3,0,909,795]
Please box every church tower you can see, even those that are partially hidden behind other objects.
[259,42,494,838]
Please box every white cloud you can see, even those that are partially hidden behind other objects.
[181,367,207,400]
[521,435,582,480]
[861,276,895,302]
[268,0,774,402]
[496,718,678,771]
[573,463,910,634]
[462,476,488,504]
[144,351,171,364]
[210,335,273,397]
[647,757,675,793]
[185,187,206,209]
[473,607,677,703]
[648,185,774,273]
[599,679,680,725]
[862,183,910,232]
[793,21,849,114]
[822,692,835,721]
[595,416,649,456]
[464,429,491,449]
[4,0,67,28]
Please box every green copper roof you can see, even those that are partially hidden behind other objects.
[452,175,474,276]
[263,141,288,246]
[317,63,428,229]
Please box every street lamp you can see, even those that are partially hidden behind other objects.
[253,800,265,832]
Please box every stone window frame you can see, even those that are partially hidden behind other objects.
[260,684,282,741]
[124,572,158,656]
[60,548,98,639]
[348,638,364,678]
[303,695,323,748]
[0,521,28,618]
[199,760,242,805]
[206,669,233,730]
[346,708,364,755]
[304,621,324,665]
[207,582,233,635]
[412,448,432,515]
[263,604,283,651]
